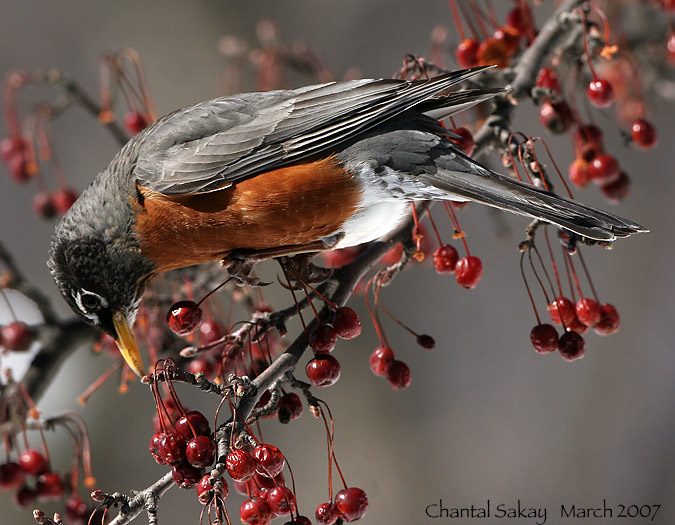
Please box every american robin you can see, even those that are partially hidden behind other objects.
[48,67,645,377]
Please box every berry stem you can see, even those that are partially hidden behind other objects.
[442,202,470,255]
[544,227,563,297]
[424,204,445,246]
[448,0,467,41]
[520,251,541,325]
[576,248,601,303]
[195,277,233,308]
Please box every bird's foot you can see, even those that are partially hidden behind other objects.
[279,254,334,288]
[220,257,270,287]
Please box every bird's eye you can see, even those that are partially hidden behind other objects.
[79,292,103,312]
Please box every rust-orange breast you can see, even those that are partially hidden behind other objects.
[134,157,360,273]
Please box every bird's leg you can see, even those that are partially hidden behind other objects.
[279,254,334,287]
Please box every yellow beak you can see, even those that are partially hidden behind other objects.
[112,311,145,377]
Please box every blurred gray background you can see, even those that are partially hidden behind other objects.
[1,1,673,524]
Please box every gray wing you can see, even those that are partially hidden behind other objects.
[132,67,495,195]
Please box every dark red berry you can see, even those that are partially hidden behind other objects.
[284,516,312,525]
[593,303,620,336]
[455,256,483,289]
[36,472,64,500]
[558,331,585,361]
[14,485,36,507]
[0,462,25,491]
[175,410,211,440]
[316,502,339,525]
[52,188,79,214]
[240,496,273,525]
[309,324,337,353]
[197,474,227,503]
[539,100,572,134]
[416,334,435,350]
[279,393,303,420]
[8,154,31,183]
[253,444,285,478]
[600,171,630,203]
[493,25,520,55]
[369,347,394,376]
[32,192,56,219]
[450,127,475,155]
[65,495,89,524]
[574,124,604,160]
[149,432,164,464]
[266,486,296,516]
[477,37,510,68]
[535,67,560,93]
[124,111,147,134]
[226,449,257,481]
[157,432,186,466]
[530,324,559,354]
[455,38,479,68]
[386,359,411,389]
[575,298,601,327]
[433,244,459,274]
[568,159,590,188]
[631,119,657,149]
[506,5,531,35]
[186,436,216,468]
[567,316,588,334]
[18,448,48,476]
[0,136,26,162]
[1,321,33,351]
[335,487,369,522]
[172,461,204,489]
[187,358,216,379]
[167,300,203,336]
[547,297,576,326]
[306,354,341,387]
[332,307,362,339]
[587,79,614,108]
[588,154,620,184]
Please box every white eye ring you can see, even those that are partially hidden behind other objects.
[74,289,108,314]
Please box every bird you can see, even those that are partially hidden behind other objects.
[48,66,646,377]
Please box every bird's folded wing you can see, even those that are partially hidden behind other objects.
[133,67,496,195]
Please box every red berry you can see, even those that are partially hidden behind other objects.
[493,26,520,55]
[574,124,604,160]
[335,487,369,522]
[386,359,411,389]
[309,324,337,353]
[198,318,222,345]
[306,354,341,387]
[369,346,394,376]
[558,331,585,361]
[52,188,79,214]
[593,303,620,336]
[575,298,601,327]
[0,136,26,162]
[18,448,48,476]
[416,334,435,350]
[535,67,560,93]
[149,432,164,464]
[506,5,531,35]
[600,172,631,203]
[321,247,362,268]
[530,324,559,354]
[65,495,89,524]
[332,307,362,340]
[668,33,675,64]
[226,449,256,481]
[175,410,211,440]
[284,516,312,525]
[156,432,186,466]
[32,192,56,219]
[2,321,33,351]
[172,461,204,489]
[568,159,590,188]
[588,154,620,184]
[14,485,36,507]
[433,244,459,274]
[548,297,576,326]
[450,127,475,155]
[36,472,64,500]
[279,393,303,421]
[631,119,657,150]
[197,474,213,503]
[124,111,148,134]
[253,444,285,478]
[267,486,296,516]
[587,79,615,108]
[187,357,216,379]
[455,256,483,289]
[0,462,25,491]
[8,154,31,183]
[567,316,588,334]
[455,38,479,68]
[186,436,216,468]
[167,300,203,336]
[241,496,273,525]
[477,37,510,68]
[316,502,339,525]
[539,100,572,134]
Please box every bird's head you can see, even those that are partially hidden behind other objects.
[48,234,154,377]
[48,167,155,377]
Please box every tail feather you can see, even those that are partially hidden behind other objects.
[426,154,647,241]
